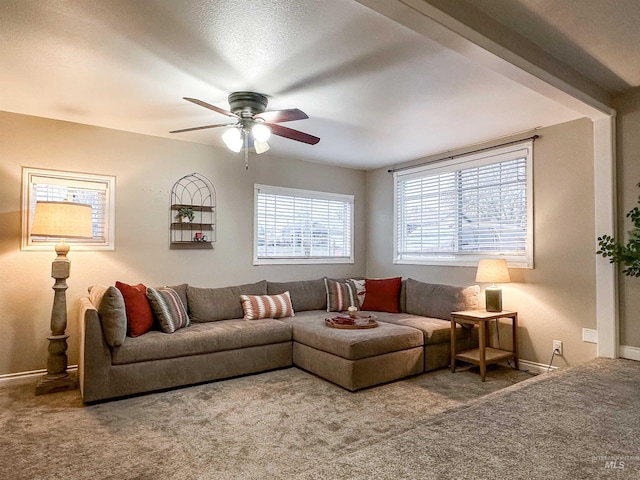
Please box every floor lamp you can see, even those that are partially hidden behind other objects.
[31,201,93,395]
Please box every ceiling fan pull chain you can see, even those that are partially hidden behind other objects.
[244,132,249,170]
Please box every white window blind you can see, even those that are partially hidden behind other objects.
[394,141,533,267]
[22,168,116,251]
[254,184,354,265]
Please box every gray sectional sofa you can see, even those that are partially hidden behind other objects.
[79,278,480,403]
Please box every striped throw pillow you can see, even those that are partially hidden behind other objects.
[240,291,295,320]
[146,287,190,333]
[324,278,358,312]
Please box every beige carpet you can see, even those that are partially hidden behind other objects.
[1,364,531,479]
[2,360,639,479]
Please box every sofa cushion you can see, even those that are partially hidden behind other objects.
[241,291,295,320]
[404,278,480,320]
[146,287,190,333]
[324,278,359,312]
[187,280,267,322]
[361,277,402,313]
[267,279,327,312]
[371,311,473,346]
[111,319,292,365]
[115,281,154,337]
[279,311,423,360]
[88,285,127,347]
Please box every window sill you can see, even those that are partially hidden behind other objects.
[253,257,354,266]
[394,257,533,269]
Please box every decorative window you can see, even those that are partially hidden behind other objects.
[22,167,116,251]
[394,141,533,268]
[254,184,354,265]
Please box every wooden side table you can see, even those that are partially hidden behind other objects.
[450,309,519,381]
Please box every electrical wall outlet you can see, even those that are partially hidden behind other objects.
[582,328,598,344]
[553,340,563,355]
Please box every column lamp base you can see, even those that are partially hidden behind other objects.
[35,372,77,395]
[485,287,503,312]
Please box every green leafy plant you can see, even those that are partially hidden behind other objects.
[177,206,195,222]
[597,189,640,277]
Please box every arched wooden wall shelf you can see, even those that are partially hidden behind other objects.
[170,173,216,249]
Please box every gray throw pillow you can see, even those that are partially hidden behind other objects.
[324,278,359,312]
[187,280,268,322]
[88,285,127,347]
[146,287,190,334]
[165,283,189,313]
[404,278,479,320]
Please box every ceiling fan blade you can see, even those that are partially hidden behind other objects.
[268,123,320,145]
[183,97,238,118]
[170,123,235,134]
[255,108,308,123]
[267,123,320,145]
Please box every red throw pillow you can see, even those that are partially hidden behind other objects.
[115,281,154,337]
[361,277,402,313]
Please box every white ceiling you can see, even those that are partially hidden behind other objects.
[472,0,640,94]
[0,0,635,170]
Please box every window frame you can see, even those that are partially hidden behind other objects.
[393,141,534,268]
[253,184,354,265]
[22,167,116,251]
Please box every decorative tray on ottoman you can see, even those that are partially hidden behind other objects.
[325,315,378,329]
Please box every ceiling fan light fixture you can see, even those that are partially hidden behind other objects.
[254,140,270,154]
[252,122,271,142]
[222,127,243,152]
[227,137,244,153]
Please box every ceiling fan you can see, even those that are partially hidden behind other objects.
[170,92,320,161]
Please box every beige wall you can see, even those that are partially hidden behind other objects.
[0,111,608,376]
[365,118,598,366]
[0,111,367,376]
[614,88,640,349]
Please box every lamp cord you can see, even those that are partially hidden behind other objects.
[546,349,558,373]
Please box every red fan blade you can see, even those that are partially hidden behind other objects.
[255,108,308,123]
[183,97,238,118]
[170,123,235,134]
[268,123,320,145]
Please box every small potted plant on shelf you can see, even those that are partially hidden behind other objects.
[177,206,195,223]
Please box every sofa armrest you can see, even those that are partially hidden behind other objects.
[79,297,113,401]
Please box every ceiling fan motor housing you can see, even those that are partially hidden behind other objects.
[228,91,268,117]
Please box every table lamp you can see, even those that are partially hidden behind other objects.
[31,201,93,395]
[475,259,511,312]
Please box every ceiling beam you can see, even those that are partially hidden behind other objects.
[356,0,614,119]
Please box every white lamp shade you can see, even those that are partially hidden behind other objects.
[254,140,270,154]
[31,201,93,238]
[475,259,511,284]
[228,138,243,152]
[222,127,241,149]
[252,123,271,142]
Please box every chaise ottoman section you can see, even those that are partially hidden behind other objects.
[281,312,424,390]
[372,311,478,371]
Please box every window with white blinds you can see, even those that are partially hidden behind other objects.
[394,141,533,267]
[22,168,116,251]
[254,184,354,264]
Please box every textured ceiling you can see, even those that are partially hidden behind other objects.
[1,0,627,170]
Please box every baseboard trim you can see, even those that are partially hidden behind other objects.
[515,359,558,375]
[0,365,78,387]
[619,345,640,361]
